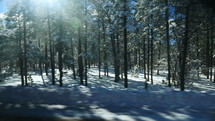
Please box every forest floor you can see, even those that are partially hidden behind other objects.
[0,67,215,121]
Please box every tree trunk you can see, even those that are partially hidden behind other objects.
[98,29,101,78]
[212,9,215,83]
[48,9,55,85]
[45,41,48,76]
[84,32,88,86]
[111,34,120,82]
[58,49,63,86]
[84,1,88,86]
[123,0,128,88]
[38,35,45,85]
[150,24,154,84]
[120,64,124,79]
[78,27,84,85]
[147,26,150,81]
[102,22,108,76]
[180,5,189,91]
[157,40,161,75]
[165,0,171,87]
[138,42,141,69]
[143,37,146,79]
[71,42,76,80]
[18,24,24,86]
[210,9,214,82]
[23,10,28,86]
[206,24,210,79]
[58,13,63,87]
[196,35,200,79]
[116,33,121,80]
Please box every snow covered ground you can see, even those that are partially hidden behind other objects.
[0,67,215,121]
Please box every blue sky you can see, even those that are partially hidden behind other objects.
[0,0,7,13]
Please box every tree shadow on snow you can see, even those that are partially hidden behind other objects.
[0,86,105,121]
[0,86,214,121]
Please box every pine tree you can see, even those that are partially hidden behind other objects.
[123,0,128,88]
[165,0,171,87]
[180,5,190,91]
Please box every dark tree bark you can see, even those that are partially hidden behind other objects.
[23,9,28,86]
[38,39,45,85]
[180,5,190,91]
[71,42,76,80]
[212,9,215,83]
[116,33,121,80]
[157,40,161,75]
[18,23,24,86]
[84,31,88,86]
[98,28,101,78]
[45,41,48,76]
[102,21,108,76]
[138,42,141,68]
[110,34,120,82]
[123,0,128,88]
[165,0,171,87]
[143,37,146,79]
[147,26,150,81]
[58,48,63,86]
[210,9,213,82]
[150,24,154,84]
[108,12,120,82]
[120,63,124,79]
[84,0,88,86]
[58,13,63,87]
[196,35,200,79]
[48,8,55,85]
[206,24,210,79]
[78,27,84,85]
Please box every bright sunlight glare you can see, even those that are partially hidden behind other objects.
[35,0,57,7]
[47,0,54,4]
